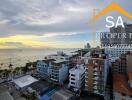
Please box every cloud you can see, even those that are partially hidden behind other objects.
[0,0,132,48]
[0,0,104,36]
[0,42,28,48]
[41,32,82,37]
[0,35,54,48]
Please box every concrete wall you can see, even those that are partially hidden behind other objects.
[127,55,132,72]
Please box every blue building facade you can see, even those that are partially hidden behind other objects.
[37,59,55,77]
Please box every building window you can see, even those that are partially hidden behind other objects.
[71,74,75,76]
[71,82,75,84]
[121,93,126,96]
[71,78,75,80]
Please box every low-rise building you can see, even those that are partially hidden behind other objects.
[50,60,68,85]
[13,75,38,90]
[47,51,70,61]
[68,64,85,90]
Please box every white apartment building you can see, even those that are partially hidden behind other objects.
[105,47,132,57]
[68,64,85,90]
[47,51,70,61]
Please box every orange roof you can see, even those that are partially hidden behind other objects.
[113,74,132,96]
[128,72,132,81]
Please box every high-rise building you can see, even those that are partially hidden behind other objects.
[110,23,132,45]
[37,59,55,78]
[85,57,109,95]
[112,53,132,74]
[50,60,68,85]
[84,43,91,49]
[112,53,132,99]
[101,23,132,57]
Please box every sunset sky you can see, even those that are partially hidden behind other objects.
[0,0,132,48]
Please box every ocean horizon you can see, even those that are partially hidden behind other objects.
[0,48,80,69]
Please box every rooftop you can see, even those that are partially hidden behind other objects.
[39,95,50,100]
[113,74,132,96]
[48,51,68,57]
[37,59,55,64]
[29,80,49,93]
[51,89,74,100]
[42,59,55,64]
[0,91,14,100]
[52,60,68,64]
[90,57,105,60]
[13,75,38,88]
[70,65,85,74]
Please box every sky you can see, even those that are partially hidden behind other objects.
[0,0,132,49]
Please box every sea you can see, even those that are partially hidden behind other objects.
[0,48,79,69]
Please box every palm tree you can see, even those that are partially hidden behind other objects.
[14,67,21,75]
[2,69,10,78]
[30,92,38,100]
[7,69,11,79]
[8,63,13,69]
[12,70,16,77]
[21,66,28,74]
[0,70,3,78]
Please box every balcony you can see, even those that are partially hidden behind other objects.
[51,71,59,75]
[85,67,88,70]
[94,68,98,71]
[93,81,98,85]
[50,78,58,82]
[94,90,99,94]
[93,86,97,90]
[85,76,88,79]
[85,71,88,75]
[93,72,98,76]
[85,80,88,83]
[93,76,99,80]
[94,63,98,66]
[85,84,88,87]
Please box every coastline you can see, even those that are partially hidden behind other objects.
[0,48,80,70]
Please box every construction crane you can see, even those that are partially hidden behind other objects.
[92,8,100,47]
